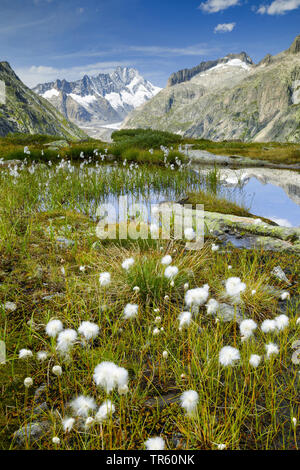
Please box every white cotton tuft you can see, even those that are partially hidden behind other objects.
[123,303,139,319]
[62,417,75,432]
[145,436,165,450]
[239,319,257,339]
[37,351,48,362]
[206,299,219,315]
[19,349,33,359]
[211,243,219,252]
[274,314,289,331]
[185,285,210,307]
[178,311,192,328]
[121,257,135,271]
[161,255,172,265]
[184,228,196,241]
[219,346,240,366]
[78,321,99,340]
[280,291,290,300]
[56,329,77,354]
[225,277,246,302]
[70,395,96,417]
[93,361,128,393]
[261,319,277,333]
[180,390,199,417]
[99,272,111,287]
[45,319,63,338]
[265,342,279,359]
[52,365,62,376]
[249,354,261,368]
[24,377,33,388]
[164,265,179,279]
[95,400,115,423]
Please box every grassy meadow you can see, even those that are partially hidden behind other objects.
[0,134,299,451]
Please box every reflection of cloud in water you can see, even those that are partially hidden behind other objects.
[268,217,292,228]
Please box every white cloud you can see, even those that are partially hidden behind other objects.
[214,22,236,33]
[257,0,300,14]
[16,61,133,87]
[199,0,240,13]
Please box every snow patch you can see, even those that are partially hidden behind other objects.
[68,93,97,107]
[42,88,60,99]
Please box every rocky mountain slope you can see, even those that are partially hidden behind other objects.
[123,36,300,143]
[0,62,86,139]
[33,67,161,135]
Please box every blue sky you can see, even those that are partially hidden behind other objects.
[0,0,300,87]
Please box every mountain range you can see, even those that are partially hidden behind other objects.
[123,35,300,143]
[0,61,86,140]
[33,67,161,137]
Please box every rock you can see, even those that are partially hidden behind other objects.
[32,402,49,418]
[271,266,291,284]
[34,384,47,403]
[144,392,181,410]
[44,140,69,149]
[42,293,64,301]
[13,421,50,446]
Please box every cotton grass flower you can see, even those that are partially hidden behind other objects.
[123,303,138,320]
[239,319,257,339]
[178,311,192,328]
[133,286,140,293]
[45,319,63,338]
[52,437,60,445]
[185,285,210,308]
[145,437,165,450]
[161,255,172,265]
[37,351,48,362]
[225,277,246,302]
[206,299,219,315]
[121,257,135,270]
[19,349,33,359]
[219,346,240,367]
[162,350,168,359]
[211,243,219,252]
[24,377,33,388]
[249,354,261,368]
[261,319,277,333]
[95,400,115,423]
[180,390,199,417]
[280,291,290,300]
[62,417,75,433]
[184,227,196,241]
[153,327,160,336]
[265,342,279,359]
[164,265,178,280]
[70,395,97,417]
[85,417,95,428]
[93,361,128,393]
[56,329,77,354]
[52,365,62,376]
[274,314,289,331]
[217,444,226,450]
[78,321,99,340]
[99,272,111,287]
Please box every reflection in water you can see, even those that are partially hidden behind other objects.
[196,167,300,227]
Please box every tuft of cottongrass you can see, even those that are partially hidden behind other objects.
[274,314,289,331]
[164,265,178,280]
[99,272,111,287]
[62,417,75,433]
[78,321,100,340]
[70,395,97,417]
[162,350,168,358]
[57,329,78,354]
[52,365,62,376]
[280,291,290,300]
[249,354,261,368]
[239,319,257,339]
[184,227,196,241]
[219,346,240,367]
[24,377,33,388]
[206,298,219,315]
[161,255,172,265]
[133,286,140,293]
[123,303,139,320]
[45,319,63,338]
[145,436,165,450]
[178,311,192,328]
[225,277,246,303]
[153,327,160,335]
[185,285,209,308]
[261,319,277,333]
[95,400,115,423]
[93,361,128,393]
[52,437,60,445]
[85,417,95,428]
[19,349,33,359]
[211,243,219,252]
[180,390,199,417]
[217,444,226,450]
[265,342,279,359]
[37,351,48,362]
[121,257,135,271]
